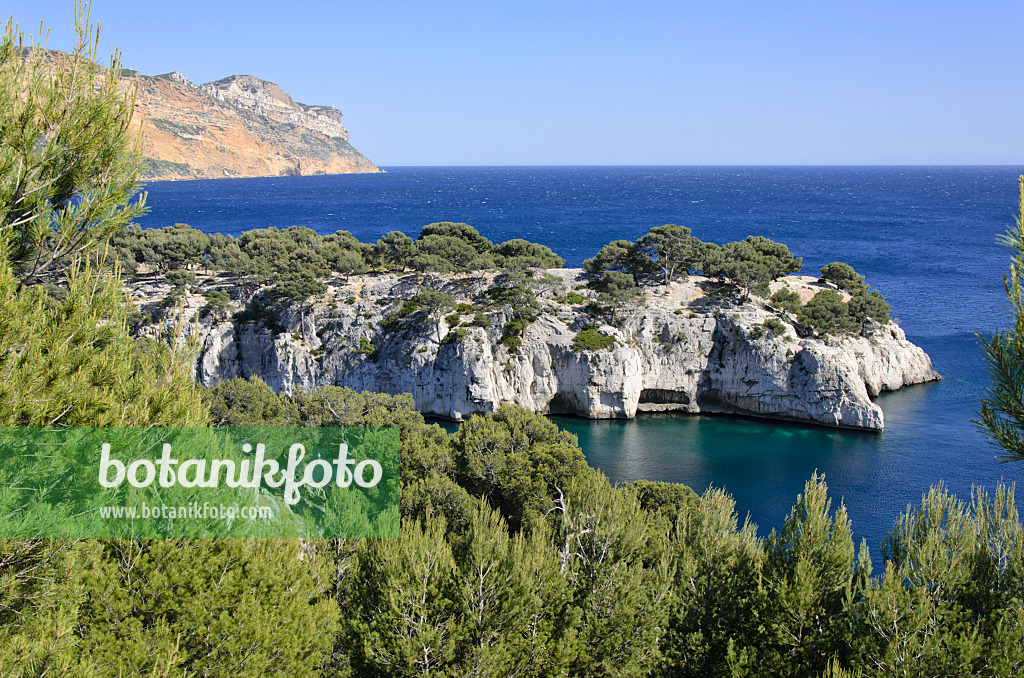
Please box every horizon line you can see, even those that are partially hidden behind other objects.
[375,163,1024,168]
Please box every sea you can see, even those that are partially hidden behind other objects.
[138,166,1024,557]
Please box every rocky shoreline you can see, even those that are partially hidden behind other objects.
[132,269,939,431]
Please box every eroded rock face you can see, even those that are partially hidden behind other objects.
[132,270,939,430]
[35,48,379,180]
[131,71,379,179]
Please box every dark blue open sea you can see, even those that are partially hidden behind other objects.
[139,166,1024,557]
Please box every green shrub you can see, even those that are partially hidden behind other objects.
[748,317,787,341]
[445,312,461,327]
[397,298,420,317]
[819,262,867,294]
[455,302,477,314]
[493,238,565,269]
[571,326,617,352]
[503,318,527,337]
[763,317,787,337]
[124,307,153,331]
[161,285,185,309]
[559,291,587,305]
[356,336,379,361]
[770,288,803,314]
[165,268,196,290]
[379,314,403,333]
[500,333,522,350]
[848,290,891,324]
[472,312,491,328]
[443,327,469,344]
[273,274,327,302]
[200,289,233,318]
[797,290,858,335]
[345,295,357,304]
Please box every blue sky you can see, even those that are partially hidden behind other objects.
[5,1,1023,165]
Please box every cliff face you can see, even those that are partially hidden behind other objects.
[124,69,380,180]
[132,271,939,431]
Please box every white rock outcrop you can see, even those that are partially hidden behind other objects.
[133,270,939,431]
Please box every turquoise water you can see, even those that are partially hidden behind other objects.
[139,166,1024,553]
[557,331,997,553]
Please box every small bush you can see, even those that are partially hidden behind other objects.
[455,302,477,314]
[161,286,185,309]
[572,326,617,352]
[763,317,787,337]
[503,318,527,337]
[797,290,858,335]
[234,300,286,335]
[125,307,153,331]
[274,274,327,301]
[559,291,587,305]
[445,312,462,327]
[443,327,469,344]
[500,334,522,350]
[770,288,803,315]
[166,268,196,290]
[356,336,379,361]
[345,295,357,304]
[848,290,891,324]
[397,298,420,317]
[380,314,403,333]
[472,312,491,328]
[748,318,787,341]
[199,290,232,319]
[819,262,867,294]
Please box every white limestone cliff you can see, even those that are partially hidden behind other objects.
[131,270,939,431]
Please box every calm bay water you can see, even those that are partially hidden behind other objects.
[139,166,1023,554]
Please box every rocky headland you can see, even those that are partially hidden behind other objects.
[131,270,939,431]
[124,69,379,180]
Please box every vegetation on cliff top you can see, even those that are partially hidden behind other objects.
[111,218,891,337]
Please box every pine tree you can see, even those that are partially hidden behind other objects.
[346,515,464,674]
[0,1,147,285]
[77,539,339,677]
[755,474,867,677]
[0,247,209,427]
[456,502,570,677]
[556,472,673,678]
[657,487,763,678]
[857,484,1023,676]
[977,175,1024,463]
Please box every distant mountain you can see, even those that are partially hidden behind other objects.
[120,68,380,180]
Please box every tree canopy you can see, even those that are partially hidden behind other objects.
[637,224,703,283]
[820,262,868,295]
